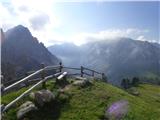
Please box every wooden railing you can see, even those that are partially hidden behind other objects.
[1,62,107,113]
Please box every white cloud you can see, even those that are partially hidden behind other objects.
[29,13,50,30]
[0,1,157,46]
[71,28,150,45]
[137,35,146,41]
[0,0,62,46]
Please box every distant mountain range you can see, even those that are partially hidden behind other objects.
[1,25,59,82]
[48,38,160,85]
[1,25,159,85]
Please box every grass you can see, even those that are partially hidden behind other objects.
[1,79,160,120]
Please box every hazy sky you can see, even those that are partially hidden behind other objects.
[0,0,159,46]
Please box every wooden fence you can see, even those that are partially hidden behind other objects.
[1,62,106,113]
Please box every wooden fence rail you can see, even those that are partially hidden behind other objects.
[3,69,44,93]
[63,66,81,70]
[1,62,107,113]
[2,72,63,112]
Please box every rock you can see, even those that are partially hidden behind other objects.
[131,91,140,96]
[58,85,72,93]
[17,101,37,120]
[128,88,140,96]
[30,90,55,107]
[75,76,87,80]
[72,79,92,87]
[58,93,70,103]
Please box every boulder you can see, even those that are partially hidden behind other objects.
[58,93,70,103]
[72,79,92,87]
[131,91,140,96]
[17,101,37,120]
[128,88,140,96]
[58,85,72,93]
[30,90,55,107]
[75,76,87,80]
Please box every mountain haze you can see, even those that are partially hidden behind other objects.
[48,38,160,85]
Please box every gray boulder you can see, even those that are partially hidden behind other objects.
[128,88,140,96]
[30,90,55,107]
[73,79,92,87]
[17,101,37,119]
[75,76,87,80]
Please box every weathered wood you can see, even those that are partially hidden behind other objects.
[81,66,84,77]
[3,80,44,112]
[67,73,81,76]
[93,70,102,75]
[2,64,106,113]
[83,72,92,76]
[41,63,46,89]
[63,66,81,70]
[59,62,63,72]
[83,67,93,71]
[57,72,67,80]
[102,73,107,82]
[83,67,102,75]
[2,73,60,112]
[92,70,94,77]
[4,69,44,93]
[44,65,61,71]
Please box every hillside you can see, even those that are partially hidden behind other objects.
[2,79,160,120]
[1,25,59,81]
[48,38,160,85]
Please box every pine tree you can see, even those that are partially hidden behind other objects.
[132,77,139,87]
[121,79,127,89]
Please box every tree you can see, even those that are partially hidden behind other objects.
[132,77,140,87]
[121,79,127,89]
[121,78,130,89]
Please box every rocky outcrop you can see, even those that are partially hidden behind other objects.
[17,101,37,120]
[72,78,92,87]
[30,90,55,107]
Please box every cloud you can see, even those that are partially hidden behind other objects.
[29,13,50,30]
[0,0,158,46]
[137,35,146,41]
[71,28,150,45]
[0,0,62,46]
[18,5,30,12]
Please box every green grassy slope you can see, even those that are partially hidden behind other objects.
[1,79,160,120]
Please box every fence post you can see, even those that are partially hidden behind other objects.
[102,73,107,82]
[25,72,29,86]
[92,70,94,77]
[81,66,84,77]
[41,63,46,89]
[59,62,63,72]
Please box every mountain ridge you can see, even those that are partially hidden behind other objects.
[48,38,160,85]
[1,25,60,82]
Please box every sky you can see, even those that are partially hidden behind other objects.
[0,0,159,46]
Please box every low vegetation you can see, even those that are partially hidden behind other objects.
[1,79,160,120]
